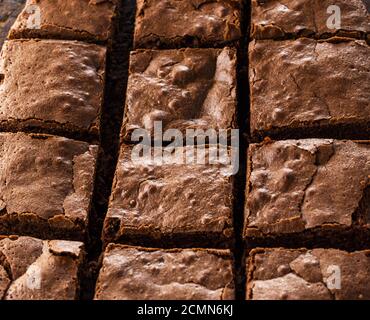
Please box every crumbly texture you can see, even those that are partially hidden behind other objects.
[0,133,98,240]
[8,0,118,42]
[103,144,235,247]
[122,47,237,141]
[0,236,84,300]
[247,248,370,300]
[134,0,242,48]
[249,39,370,139]
[0,0,26,49]
[0,39,106,138]
[95,245,235,300]
[244,139,370,240]
[251,0,370,40]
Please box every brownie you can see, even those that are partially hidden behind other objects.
[134,0,242,48]
[0,0,26,49]
[103,144,235,247]
[0,39,106,138]
[0,236,84,300]
[122,47,237,141]
[251,0,370,40]
[8,0,118,42]
[249,38,370,140]
[247,248,370,300]
[244,139,370,244]
[95,245,235,300]
[0,133,98,240]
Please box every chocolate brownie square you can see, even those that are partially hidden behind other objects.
[0,39,106,138]
[249,39,370,140]
[247,248,370,300]
[95,245,235,300]
[244,139,370,243]
[251,0,370,40]
[8,0,118,42]
[134,0,242,48]
[103,144,235,247]
[0,133,98,240]
[122,47,237,142]
[0,236,84,300]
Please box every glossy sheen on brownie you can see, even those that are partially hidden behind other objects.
[134,0,242,48]
[95,245,235,300]
[0,236,84,300]
[251,0,370,39]
[0,40,106,137]
[244,139,370,238]
[122,48,237,141]
[0,0,26,49]
[8,0,118,42]
[247,248,370,300]
[103,144,234,246]
[0,133,98,240]
[249,39,370,138]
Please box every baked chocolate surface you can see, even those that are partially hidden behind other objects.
[103,144,235,247]
[122,47,237,141]
[0,39,106,138]
[8,0,118,42]
[0,236,84,300]
[251,0,370,40]
[95,245,235,300]
[244,139,370,240]
[0,133,98,240]
[249,38,370,139]
[134,0,242,48]
[247,248,370,300]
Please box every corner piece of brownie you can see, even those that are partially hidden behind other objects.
[95,244,235,300]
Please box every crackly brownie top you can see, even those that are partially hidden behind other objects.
[0,39,106,133]
[0,133,98,226]
[251,0,370,39]
[249,39,370,134]
[245,139,370,236]
[0,236,84,300]
[122,47,237,140]
[248,248,370,300]
[134,0,242,48]
[9,0,118,41]
[95,245,234,300]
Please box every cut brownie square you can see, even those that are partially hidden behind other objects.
[95,245,235,300]
[244,139,370,244]
[251,0,370,40]
[247,248,370,300]
[0,39,106,138]
[249,39,370,140]
[8,0,119,42]
[0,236,84,300]
[0,133,99,240]
[134,0,242,48]
[122,47,237,142]
[103,144,235,247]
[0,0,26,49]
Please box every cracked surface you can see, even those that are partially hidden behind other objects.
[122,47,237,141]
[0,133,98,240]
[134,0,242,48]
[103,144,234,246]
[95,244,235,300]
[0,39,106,137]
[244,139,370,237]
[0,236,84,300]
[247,248,370,300]
[249,38,370,137]
[251,0,370,40]
[8,0,118,42]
